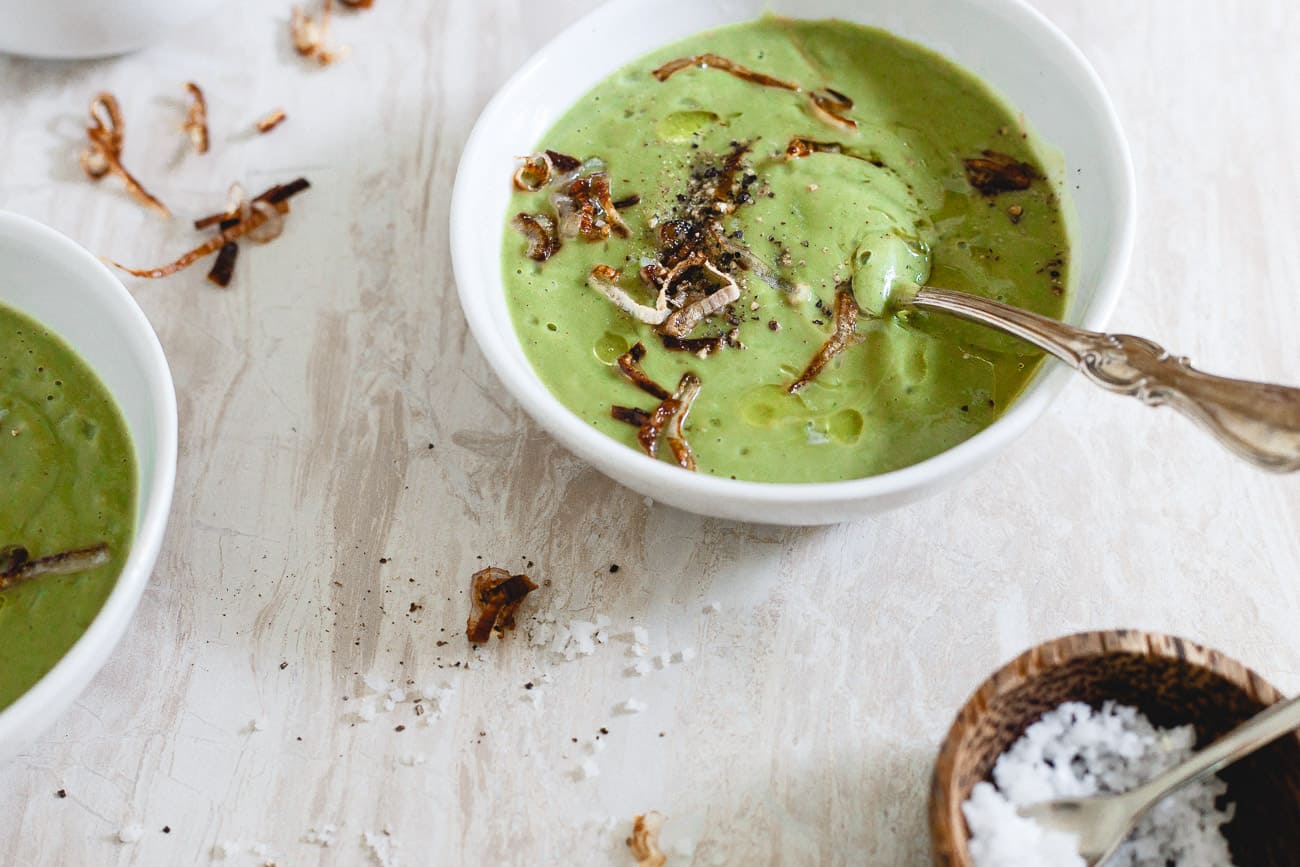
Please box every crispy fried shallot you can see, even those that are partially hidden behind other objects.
[512,150,582,192]
[512,212,560,262]
[652,53,798,91]
[80,92,170,218]
[0,543,110,591]
[207,242,239,287]
[785,136,884,167]
[627,812,667,867]
[255,108,288,134]
[659,328,739,356]
[466,566,538,644]
[809,87,858,130]
[652,54,857,130]
[789,284,862,394]
[615,341,671,400]
[611,405,651,427]
[108,178,310,281]
[338,0,373,6]
[660,261,740,338]
[963,150,1039,195]
[291,0,347,65]
[553,172,631,240]
[589,265,669,325]
[183,82,209,154]
[636,373,701,466]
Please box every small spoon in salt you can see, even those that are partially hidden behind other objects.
[1016,694,1300,865]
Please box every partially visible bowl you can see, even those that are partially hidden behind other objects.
[0,212,177,761]
[451,0,1136,525]
[0,0,220,59]
[930,630,1300,867]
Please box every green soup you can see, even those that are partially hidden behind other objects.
[0,303,136,710]
[500,17,1071,482]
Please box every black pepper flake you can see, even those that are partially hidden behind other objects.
[162,826,171,834]
[525,682,534,690]
[379,557,389,564]
[960,405,970,412]
[395,725,406,732]
[55,789,67,799]
[767,320,780,332]
[279,661,288,670]
[609,564,620,573]
[599,727,609,735]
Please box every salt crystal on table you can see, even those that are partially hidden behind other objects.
[618,698,648,714]
[117,824,144,844]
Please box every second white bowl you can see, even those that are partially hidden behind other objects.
[451,0,1135,525]
[0,212,177,761]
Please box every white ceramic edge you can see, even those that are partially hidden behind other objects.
[0,212,178,759]
[451,0,1136,525]
[0,0,222,60]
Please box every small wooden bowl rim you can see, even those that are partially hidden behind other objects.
[928,629,1288,867]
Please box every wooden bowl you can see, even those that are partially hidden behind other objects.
[930,630,1300,866]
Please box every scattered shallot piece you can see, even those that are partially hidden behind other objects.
[660,261,740,338]
[512,213,560,262]
[788,284,862,393]
[615,342,670,401]
[588,266,669,325]
[207,242,239,288]
[466,567,538,644]
[107,178,310,282]
[255,109,288,134]
[0,543,110,591]
[627,812,667,867]
[79,92,170,218]
[963,150,1039,195]
[182,82,209,154]
[337,0,373,7]
[291,0,347,65]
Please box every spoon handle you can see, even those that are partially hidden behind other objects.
[1133,695,1300,809]
[910,286,1300,472]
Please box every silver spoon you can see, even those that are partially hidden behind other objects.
[905,286,1300,471]
[1014,694,1300,866]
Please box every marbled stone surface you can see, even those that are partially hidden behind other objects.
[1,1,1297,864]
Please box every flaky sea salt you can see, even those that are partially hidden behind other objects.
[963,702,1236,867]
[117,824,144,844]
[362,829,400,867]
[303,824,339,847]
[618,698,648,714]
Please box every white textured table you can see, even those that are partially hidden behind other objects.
[3,1,1299,864]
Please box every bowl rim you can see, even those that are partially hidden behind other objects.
[0,210,178,753]
[927,629,1289,867]
[450,0,1137,515]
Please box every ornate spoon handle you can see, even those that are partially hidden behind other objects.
[909,286,1300,472]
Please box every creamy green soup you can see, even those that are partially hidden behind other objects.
[502,17,1070,482]
[0,303,135,710]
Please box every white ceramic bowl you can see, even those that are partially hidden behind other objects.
[451,0,1135,525]
[0,212,177,760]
[0,0,220,59]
